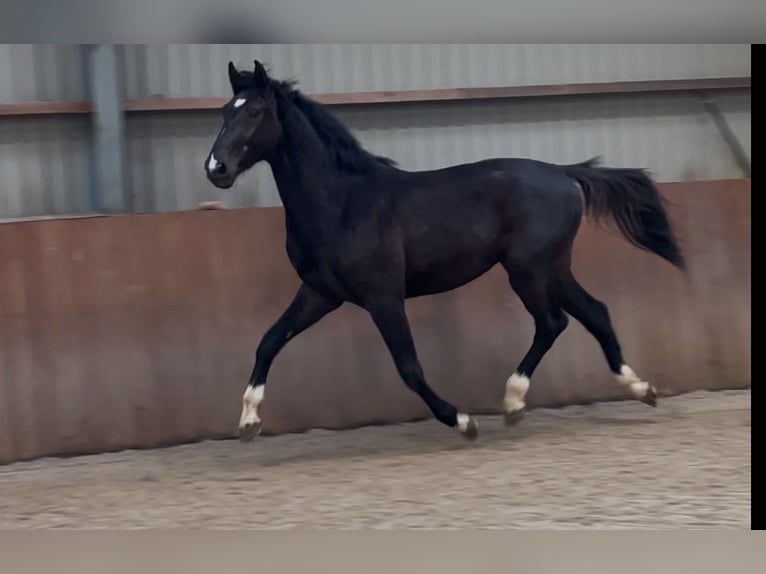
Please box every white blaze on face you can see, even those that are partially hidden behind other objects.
[234,98,247,108]
[239,384,265,429]
[207,153,219,173]
[504,372,530,413]
[615,364,650,398]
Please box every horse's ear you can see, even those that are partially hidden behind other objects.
[253,60,271,90]
[228,61,248,94]
[228,61,240,85]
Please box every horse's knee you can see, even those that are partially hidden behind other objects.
[553,312,569,336]
[255,332,285,363]
[535,311,568,343]
[590,298,611,325]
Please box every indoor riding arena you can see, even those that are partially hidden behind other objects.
[0,44,751,529]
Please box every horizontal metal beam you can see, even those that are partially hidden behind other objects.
[0,101,92,116]
[0,77,751,117]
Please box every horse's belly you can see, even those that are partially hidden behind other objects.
[405,257,497,297]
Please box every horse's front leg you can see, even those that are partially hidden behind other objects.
[239,283,341,440]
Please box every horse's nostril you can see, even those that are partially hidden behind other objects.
[215,163,227,175]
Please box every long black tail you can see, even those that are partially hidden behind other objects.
[563,157,684,269]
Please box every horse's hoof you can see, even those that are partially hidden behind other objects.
[640,385,658,407]
[459,416,479,441]
[239,422,262,442]
[504,407,527,426]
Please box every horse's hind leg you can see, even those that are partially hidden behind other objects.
[502,265,569,425]
[558,272,658,406]
[367,297,479,440]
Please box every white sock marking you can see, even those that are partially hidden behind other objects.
[615,364,650,398]
[239,384,265,429]
[207,153,218,172]
[234,98,247,108]
[504,372,530,413]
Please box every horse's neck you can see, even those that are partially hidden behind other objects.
[267,101,343,238]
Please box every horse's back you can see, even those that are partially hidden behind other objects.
[391,156,582,231]
[383,157,583,294]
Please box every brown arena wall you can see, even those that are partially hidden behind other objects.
[0,180,751,463]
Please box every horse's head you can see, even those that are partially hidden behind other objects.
[205,60,283,189]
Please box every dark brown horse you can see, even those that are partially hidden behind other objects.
[205,61,684,441]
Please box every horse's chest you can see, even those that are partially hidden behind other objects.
[286,238,316,274]
[285,235,334,286]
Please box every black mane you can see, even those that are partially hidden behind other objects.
[294,95,398,173]
[275,80,398,173]
[239,69,398,173]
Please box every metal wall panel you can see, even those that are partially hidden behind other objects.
[0,116,92,218]
[0,44,752,218]
[0,44,85,102]
[0,44,89,219]
[125,91,751,212]
[116,44,752,98]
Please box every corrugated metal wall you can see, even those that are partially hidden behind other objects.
[0,44,752,218]
[117,44,752,97]
[0,44,85,102]
[0,115,92,216]
[0,45,91,217]
[0,44,752,101]
[124,91,751,211]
